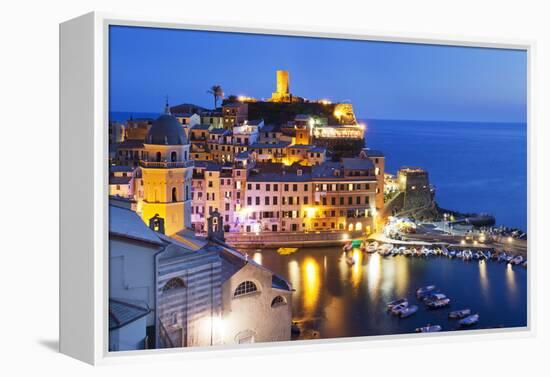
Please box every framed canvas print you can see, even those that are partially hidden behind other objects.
[60,12,533,365]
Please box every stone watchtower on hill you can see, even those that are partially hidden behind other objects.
[396,167,438,219]
[270,70,292,102]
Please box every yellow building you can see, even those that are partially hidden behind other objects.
[139,110,193,235]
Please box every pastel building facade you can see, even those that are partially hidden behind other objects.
[189,157,382,235]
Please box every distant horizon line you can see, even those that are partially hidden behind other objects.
[109,109,526,125]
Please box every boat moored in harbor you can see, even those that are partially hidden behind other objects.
[449,309,472,319]
[426,298,451,309]
[386,298,408,310]
[416,285,436,298]
[415,325,442,333]
[459,314,480,326]
[399,305,418,318]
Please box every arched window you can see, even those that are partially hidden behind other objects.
[162,278,185,293]
[171,151,177,162]
[172,187,178,202]
[271,295,287,308]
[156,152,162,162]
[234,281,258,297]
[355,222,362,231]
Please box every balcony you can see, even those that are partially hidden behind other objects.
[140,160,194,169]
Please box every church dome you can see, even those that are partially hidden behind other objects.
[146,114,188,145]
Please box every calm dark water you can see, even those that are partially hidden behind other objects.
[251,248,527,339]
[365,119,527,230]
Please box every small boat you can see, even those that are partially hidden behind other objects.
[441,246,449,257]
[366,242,378,253]
[472,251,481,260]
[387,298,408,310]
[497,252,508,262]
[390,302,409,315]
[426,298,450,309]
[416,285,436,298]
[400,305,418,318]
[343,242,353,252]
[449,309,472,319]
[459,314,479,326]
[403,248,412,257]
[511,255,524,265]
[423,293,447,303]
[448,250,456,259]
[506,255,513,263]
[456,250,463,258]
[415,325,442,333]
[463,250,473,261]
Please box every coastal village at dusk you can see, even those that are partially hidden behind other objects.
[108,45,527,351]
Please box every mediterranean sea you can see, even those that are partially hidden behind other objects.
[364,119,527,231]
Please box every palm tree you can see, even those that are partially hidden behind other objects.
[207,85,224,109]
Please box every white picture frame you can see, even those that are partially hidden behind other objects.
[59,11,535,365]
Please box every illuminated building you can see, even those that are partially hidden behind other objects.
[199,110,224,129]
[359,148,385,210]
[225,158,378,235]
[173,112,201,128]
[139,107,194,235]
[222,102,248,129]
[108,165,138,199]
[109,204,292,350]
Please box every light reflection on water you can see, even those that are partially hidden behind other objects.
[255,246,527,339]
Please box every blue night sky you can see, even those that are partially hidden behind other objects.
[109,25,527,122]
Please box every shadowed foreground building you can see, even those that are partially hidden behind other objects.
[108,204,292,351]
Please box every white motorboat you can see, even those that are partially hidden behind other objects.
[366,242,378,253]
[423,293,447,303]
[390,302,409,315]
[415,325,442,333]
[386,298,408,310]
[511,255,524,265]
[449,309,471,319]
[400,305,418,318]
[426,298,450,309]
[416,285,436,298]
[459,314,479,326]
